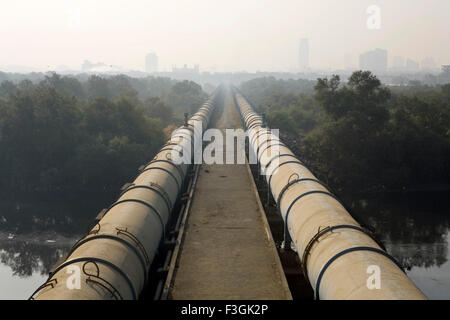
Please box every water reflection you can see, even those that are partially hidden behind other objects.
[1,192,449,299]
[0,232,78,299]
[346,192,450,299]
[0,196,110,299]
[0,234,76,277]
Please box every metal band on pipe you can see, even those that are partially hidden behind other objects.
[244,113,259,120]
[276,178,328,216]
[29,279,58,300]
[247,117,262,128]
[267,160,308,190]
[244,115,260,125]
[257,142,287,164]
[65,234,149,286]
[145,159,185,183]
[119,185,172,217]
[181,125,195,134]
[245,117,261,127]
[263,153,304,170]
[49,257,138,300]
[191,113,208,121]
[162,142,191,153]
[190,117,207,124]
[103,199,165,240]
[301,225,383,286]
[140,167,181,190]
[171,130,192,139]
[250,129,272,145]
[283,190,343,246]
[248,122,262,130]
[170,133,193,146]
[157,146,190,166]
[256,138,283,158]
[315,246,405,300]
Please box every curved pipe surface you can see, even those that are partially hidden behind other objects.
[32,89,221,300]
[232,87,426,300]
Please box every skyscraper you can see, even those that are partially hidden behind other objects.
[359,48,388,73]
[392,56,404,69]
[406,58,420,71]
[359,49,387,72]
[145,53,158,73]
[299,38,309,71]
[421,57,436,71]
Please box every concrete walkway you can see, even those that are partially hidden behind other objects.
[170,90,291,300]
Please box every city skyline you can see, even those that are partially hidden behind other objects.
[1,47,444,75]
[0,1,448,73]
[299,38,309,71]
[145,53,158,73]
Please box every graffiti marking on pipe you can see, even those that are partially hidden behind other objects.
[366,265,381,290]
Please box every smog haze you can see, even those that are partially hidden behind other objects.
[0,0,449,72]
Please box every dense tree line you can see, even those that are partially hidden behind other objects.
[240,71,450,194]
[0,74,207,211]
[0,73,206,121]
[240,77,315,111]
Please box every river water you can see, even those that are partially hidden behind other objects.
[0,232,78,299]
[347,192,450,299]
[0,193,449,300]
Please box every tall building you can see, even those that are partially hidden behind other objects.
[392,56,404,69]
[421,57,436,71]
[343,54,355,70]
[406,58,420,71]
[359,48,388,73]
[299,38,309,71]
[145,53,158,73]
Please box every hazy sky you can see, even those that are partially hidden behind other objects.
[0,0,449,72]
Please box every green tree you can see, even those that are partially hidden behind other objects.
[166,80,207,116]
[303,71,391,190]
[42,73,85,98]
[144,96,173,124]
[0,81,17,98]
[86,75,111,99]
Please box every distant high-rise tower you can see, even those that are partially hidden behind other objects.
[299,38,309,71]
[421,57,436,71]
[145,53,158,73]
[392,56,404,69]
[359,48,388,73]
[406,58,420,71]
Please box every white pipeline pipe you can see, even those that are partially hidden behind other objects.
[233,89,426,300]
[31,89,220,300]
